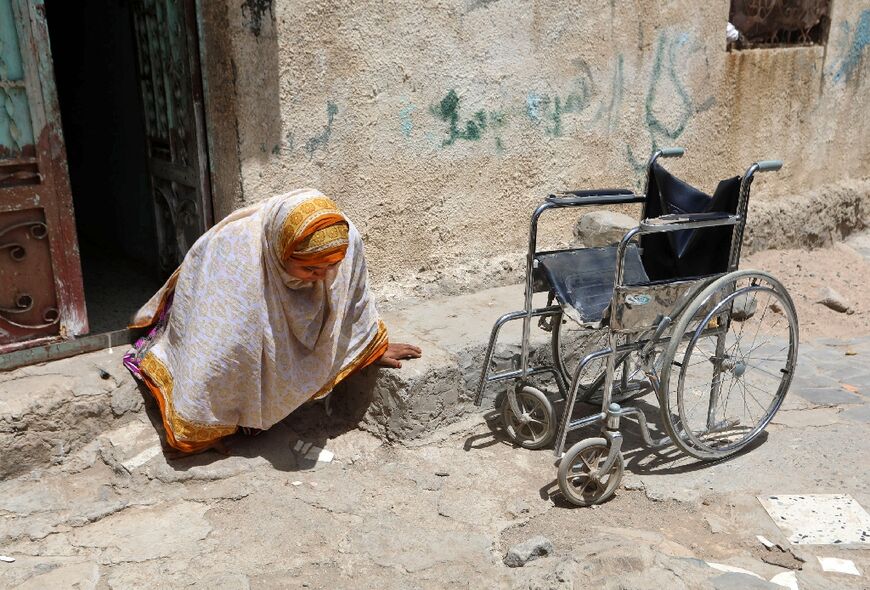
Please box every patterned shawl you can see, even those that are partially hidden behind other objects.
[129,189,387,452]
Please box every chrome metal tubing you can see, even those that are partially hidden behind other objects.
[614,215,742,289]
[596,429,624,477]
[520,192,646,376]
[521,204,555,376]
[475,305,561,406]
[614,406,674,449]
[553,347,612,457]
[729,163,758,271]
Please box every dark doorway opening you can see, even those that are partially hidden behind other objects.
[45,0,162,334]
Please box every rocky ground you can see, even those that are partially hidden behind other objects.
[2,236,870,589]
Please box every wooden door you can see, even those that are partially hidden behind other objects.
[131,0,212,276]
[0,0,86,353]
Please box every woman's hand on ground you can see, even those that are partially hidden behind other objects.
[376,343,422,368]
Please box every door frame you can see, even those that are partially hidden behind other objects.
[1,0,221,365]
[0,0,87,355]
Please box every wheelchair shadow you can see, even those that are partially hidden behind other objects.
[462,409,523,452]
[466,394,771,506]
[617,398,769,476]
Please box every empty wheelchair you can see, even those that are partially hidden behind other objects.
[475,148,798,506]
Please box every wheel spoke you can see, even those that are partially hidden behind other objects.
[581,450,601,471]
[674,275,794,457]
[574,476,595,497]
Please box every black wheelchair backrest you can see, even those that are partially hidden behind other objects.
[640,162,741,281]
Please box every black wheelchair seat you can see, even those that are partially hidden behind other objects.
[536,245,649,325]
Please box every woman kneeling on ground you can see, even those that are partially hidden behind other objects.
[123,189,421,453]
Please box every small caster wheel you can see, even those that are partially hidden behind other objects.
[501,385,556,450]
[557,437,624,506]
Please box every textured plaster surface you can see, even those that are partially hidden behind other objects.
[199,0,870,296]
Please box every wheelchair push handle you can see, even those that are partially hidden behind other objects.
[756,160,783,172]
[659,147,685,158]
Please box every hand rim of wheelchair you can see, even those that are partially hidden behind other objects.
[658,270,798,461]
[557,437,624,506]
[501,385,556,450]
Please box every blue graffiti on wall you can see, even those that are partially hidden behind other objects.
[832,9,870,84]
[525,60,595,136]
[304,101,339,159]
[399,103,415,138]
[626,31,714,171]
[399,31,711,163]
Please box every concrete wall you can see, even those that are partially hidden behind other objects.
[200,0,870,298]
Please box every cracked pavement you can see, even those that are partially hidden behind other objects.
[1,335,869,588]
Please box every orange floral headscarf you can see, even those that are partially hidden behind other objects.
[278,196,349,266]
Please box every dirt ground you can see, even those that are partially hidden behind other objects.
[745,242,870,340]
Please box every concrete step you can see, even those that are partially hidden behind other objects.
[0,348,144,480]
[338,284,554,441]
[0,284,552,478]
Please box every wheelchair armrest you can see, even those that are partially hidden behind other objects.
[640,212,739,233]
[546,189,643,207]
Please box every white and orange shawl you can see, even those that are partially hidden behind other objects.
[129,189,387,452]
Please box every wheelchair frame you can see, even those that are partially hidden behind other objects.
[474,148,796,506]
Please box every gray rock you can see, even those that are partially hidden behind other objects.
[573,211,637,247]
[622,474,645,491]
[817,287,853,314]
[711,572,780,590]
[730,293,757,321]
[504,535,554,567]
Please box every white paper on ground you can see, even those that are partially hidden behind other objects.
[769,571,799,590]
[758,494,870,545]
[0,555,14,563]
[293,440,334,463]
[304,447,334,463]
[756,535,776,549]
[817,557,861,576]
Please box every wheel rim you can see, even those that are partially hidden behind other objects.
[674,275,798,456]
[502,388,554,447]
[561,442,623,505]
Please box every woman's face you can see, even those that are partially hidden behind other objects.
[285,260,340,282]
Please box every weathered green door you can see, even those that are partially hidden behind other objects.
[0,0,86,352]
[131,0,212,276]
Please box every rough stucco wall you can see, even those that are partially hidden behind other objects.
[211,0,870,297]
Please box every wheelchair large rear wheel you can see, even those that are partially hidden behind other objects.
[660,270,798,460]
